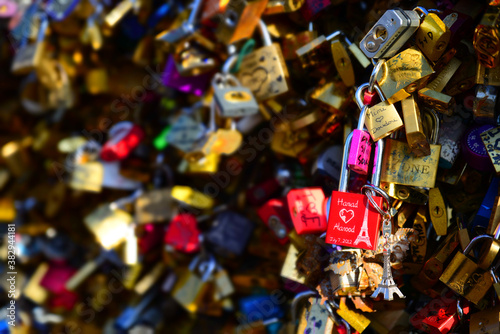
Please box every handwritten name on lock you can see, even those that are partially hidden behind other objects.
[381,139,441,188]
[364,101,404,141]
[326,192,382,251]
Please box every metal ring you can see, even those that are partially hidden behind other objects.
[368,59,385,93]
[361,184,391,218]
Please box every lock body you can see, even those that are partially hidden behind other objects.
[415,13,451,62]
[474,6,500,69]
[287,188,327,234]
[326,191,382,251]
[237,43,289,101]
[347,129,372,174]
[213,85,259,118]
[360,9,420,59]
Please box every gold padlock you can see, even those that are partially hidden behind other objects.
[376,47,435,104]
[440,235,495,305]
[418,88,456,116]
[470,304,500,333]
[414,7,451,62]
[11,14,49,75]
[381,138,440,188]
[237,20,290,101]
[401,94,430,157]
[474,5,500,69]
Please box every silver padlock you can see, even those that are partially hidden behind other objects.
[360,8,421,59]
[213,73,259,118]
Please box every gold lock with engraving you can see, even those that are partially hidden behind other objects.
[381,138,441,188]
[376,47,435,104]
[440,235,495,305]
[237,20,290,101]
[474,5,500,69]
[414,7,451,62]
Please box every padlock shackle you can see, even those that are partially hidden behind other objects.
[413,6,429,18]
[290,290,317,323]
[339,132,353,192]
[423,108,440,144]
[258,19,272,47]
[355,82,384,110]
[222,54,238,74]
[464,235,494,255]
[372,138,384,187]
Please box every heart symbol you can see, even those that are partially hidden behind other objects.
[339,209,354,224]
[375,116,384,122]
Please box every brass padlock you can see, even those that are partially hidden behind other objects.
[470,304,500,333]
[414,7,451,62]
[473,85,498,124]
[381,138,440,188]
[440,235,495,305]
[401,94,431,157]
[11,14,48,75]
[237,20,290,101]
[376,47,435,104]
[418,88,456,116]
[474,5,500,69]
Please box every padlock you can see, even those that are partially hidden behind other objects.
[440,235,495,305]
[437,114,467,169]
[164,213,200,253]
[402,94,431,157]
[236,20,290,101]
[205,211,254,257]
[309,78,351,115]
[381,137,441,188]
[162,55,212,96]
[462,124,495,173]
[167,113,207,154]
[444,54,477,96]
[257,198,292,244]
[412,230,460,294]
[173,38,219,77]
[410,291,459,334]
[100,121,145,162]
[264,0,304,15]
[171,185,215,209]
[46,0,79,21]
[481,127,500,175]
[426,57,462,93]
[364,93,404,142]
[0,0,17,18]
[470,304,500,333]
[473,85,498,124]
[155,0,203,51]
[286,187,327,235]
[281,29,317,60]
[40,261,79,310]
[212,73,259,118]
[214,0,267,44]
[347,83,373,175]
[360,8,421,59]
[375,47,435,104]
[11,13,48,75]
[414,6,451,62]
[326,133,384,251]
[474,5,500,69]
[418,88,456,116]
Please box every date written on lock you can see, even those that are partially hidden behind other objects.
[326,192,383,251]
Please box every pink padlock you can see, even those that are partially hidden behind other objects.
[348,83,373,175]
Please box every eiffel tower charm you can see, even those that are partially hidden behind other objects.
[354,203,372,248]
[371,247,405,301]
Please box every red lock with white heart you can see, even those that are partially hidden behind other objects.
[326,132,385,251]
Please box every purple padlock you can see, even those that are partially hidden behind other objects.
[461,124,495,172]
[161,55,211,96]
[348,84,373,175]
